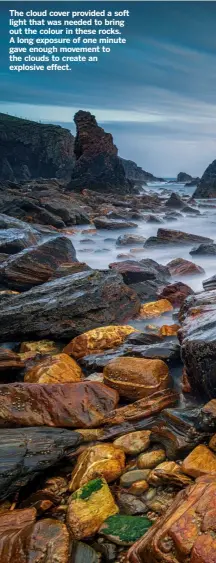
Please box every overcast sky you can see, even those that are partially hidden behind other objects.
[1,1,216,177]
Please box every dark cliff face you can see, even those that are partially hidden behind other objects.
[193,159,216,198]
[66,110,136,195]
[177,172,193,183]
[0,113,75,183]
[120,158,164,184]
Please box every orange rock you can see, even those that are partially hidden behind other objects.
[63,325,138,359]
[148,461,192,487]
[159,324,180,337]
[20,339,58,354]
[127,474,216,563]
[138,299,173,319]
[209,434,216,452]
[182,445,216,478]
[24,352,83,384]
[127,481,149,496]
[137,449,166,469]
[69,443,125,492]
[103,357,169,400]
[113,430,151,455]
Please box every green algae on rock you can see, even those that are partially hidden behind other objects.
[99,514,152,545]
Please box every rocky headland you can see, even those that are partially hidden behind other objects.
[0,109,215,563]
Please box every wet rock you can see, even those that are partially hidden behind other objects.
[148,461,192,487]
[127,474,216,563]
[145,487,177,515]
[182,444,216,478]
[120,471,150,488]
[180,289,216,397]
[99,515,152,546]
[71,541,101,563]
[177,172,193,182]
[150,406,211,459]
[69,444,125,491]
[144,228,213,247]
[109,258,170,286]
[0,427,81,500]
[113,430,151,455]
[159,324,180,336]
[127,481,149,496]
[137,449,166,469]
[50,261,91,279]
[117,492,147,515]
[24,352,83,383]
[0,347,24,371]
[67,477,118,539]
[0,381,119,428]
[26,518,70,562]
[193,158,216,198]
[66,110,134,195]
[203,273,216,290]
[125,332,162,345]
[145,214,163,223]
[157,281,194,307]
[0,227,38,255]
[190,242,216,256]
[167,257,205,276]
[139,299,173,319]
[92,539,117,562]
[94,217,137,229]
[0,269,140,341]
[0,236,77,291]
[0,507,37,562]
[63,325,138,359]
[165,192,186,209]
[103,357,169,400]
[116,234,146,246]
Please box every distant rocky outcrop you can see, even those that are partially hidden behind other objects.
[0,113,75,183]
[120,158,164,185]
[177,172,193,183]
[193,159,216,198]
[66,110,136,195]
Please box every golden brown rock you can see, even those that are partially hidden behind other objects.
[26,518,70,562]
[69,443,125,492]
[113,430,151,455]
[148,461,192,487]
[209,434,216,452]
[63,325,138,359]
[0,507,37,562]
[0,348,24,371]
[182,445,216,478]
[137,449,166,469]
[159,324,180,337]
[127,481,149,496]
[103,357,169,400]
[24,352,83,384]
[67,477,118,539]
[0,381,119,428]
[127,474,216,563]
[20,339,58,355]
[138,299,173,319]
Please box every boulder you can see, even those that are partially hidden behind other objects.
[139,299,173,318]
[0,227,38,255]
[66,110,135,195]
[0,236,77,291]
[127,474,216,563]
[116,234,146,246]
[157,281,194,307]
[0,348,24,371]
[144,228,213,247]
[0,427,81,500]
[69,443,125,491]
[24,352,83,383]
[137,449,166,469]
[148,461,192,487]
[109,258,170,287]
[182,444,216,478]
[177,171,193,182]
[165,192,186,209]
[0,269,140,341]
[167,257,205,276]
[113,430,151,455]
[103,357,170,400]
[0,381,119,428]
[190,243,216,256]
[203,273,216,291]
[94,216,137,229]
[67,477,118,539]
[180,289,216,397]
[63,325,138,359]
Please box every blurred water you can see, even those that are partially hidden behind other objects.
[70,182,216,294]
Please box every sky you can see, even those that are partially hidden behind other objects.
[1,1,216,177]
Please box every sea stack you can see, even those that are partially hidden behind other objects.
[66,110,135,194]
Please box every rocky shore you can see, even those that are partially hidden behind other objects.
[0,110,216,563]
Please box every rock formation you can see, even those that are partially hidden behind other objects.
[193,159,216,198]
[0,113,75,182]
[120,158,164,185]
[66,110,135,194]
[177,172,193,183]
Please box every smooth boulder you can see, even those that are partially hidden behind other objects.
[103,357,170,400]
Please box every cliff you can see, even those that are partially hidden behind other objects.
[120,158,164,184]
[0,113,75,182]
[193,159,216,198]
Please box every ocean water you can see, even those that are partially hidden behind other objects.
[70,181,216,295]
